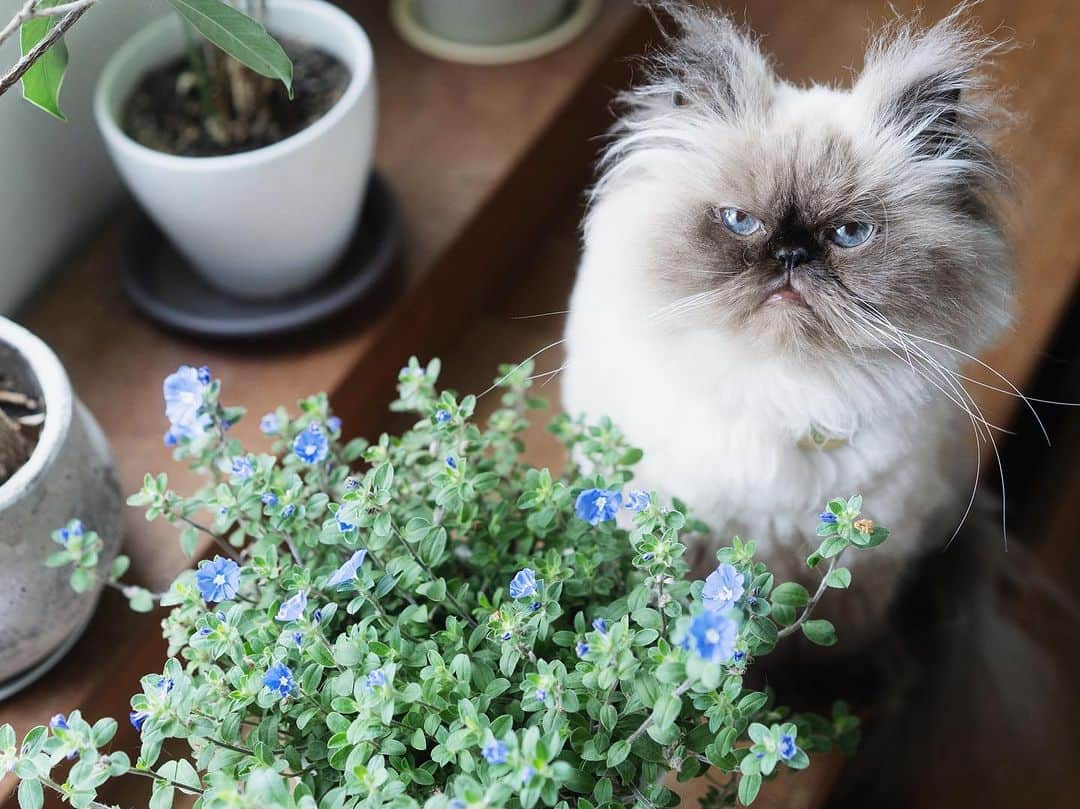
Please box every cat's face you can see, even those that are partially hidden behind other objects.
[591,3,1013,361]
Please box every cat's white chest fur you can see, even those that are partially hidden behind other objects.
[562,216,968,609]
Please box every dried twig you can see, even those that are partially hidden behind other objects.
[0,1,95,98]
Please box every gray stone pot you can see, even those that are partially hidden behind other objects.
[0,317,123,699]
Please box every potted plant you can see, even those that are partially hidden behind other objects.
[1,358,882,807]
[0,0,377,299]
[410,0,572,46]
[0,317,123,699]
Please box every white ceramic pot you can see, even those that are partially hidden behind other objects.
[94,0,376,300]
[413,0,570,45]
[0,318,123,698]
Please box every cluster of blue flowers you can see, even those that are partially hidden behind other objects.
[574,487,649,526]
[162,365,212,445]
[293,422,329,464]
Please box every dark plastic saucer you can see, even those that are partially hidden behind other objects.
[121,172,401,339]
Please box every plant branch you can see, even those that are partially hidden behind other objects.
[626,678,693,745]
[777,552,842,639]
[0,2,93,98]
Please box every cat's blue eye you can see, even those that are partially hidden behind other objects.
[830,222,874,248]
[717,207,763,236]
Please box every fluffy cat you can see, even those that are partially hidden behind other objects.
[563,2,1014,644]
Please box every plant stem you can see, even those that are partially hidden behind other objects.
[777,552,842,640]
[174,512,244,563]
[0,2,93,97]
[392,528,477,627]
[626,678,693,745]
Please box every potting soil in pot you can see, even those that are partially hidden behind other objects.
[121,39,350,158]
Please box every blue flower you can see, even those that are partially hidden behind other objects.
[231,456,254,482]
[642,552,655,562]
[702,564,745,612]
[575,488,622,526]
[292,631,304,648]
[446,455,458,470]
[500,630,513,641]
[260,413,279,435]
[732,650,747,664]
[622,490,650,512]
[576,641,590,658]
[293,423,329,464]
[521,766,536,786]
[344,477,360,490]
[336,514,355,533]
[482,739,508,765]
[49,714,68,730]
[163,430,178,447]
[196,366,211,385]
[313,607,323,623]
[435,409,451,424]
[819,511,838,524]
[327,416,342,433]
[508,568,538,599]
[529,601,541,612]
[778,733,798,761]
[366,669,387,690]
[686,610,738,664]
[163,365,211,440]
[129,710,148,731]
[535,687,548,703]
[281,504,296,519]
[263,663,295,698]
[276,591,308,622]
[57,519,84,546]
[261,492,279,506]
[195,556,240,603]
[327,550,368,588]
[592,618,608,634]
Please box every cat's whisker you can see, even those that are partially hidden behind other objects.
[509,309,570,321]
[856,308,1010,547]
[840,308,988,545]
[478,338,567,399]
[895,327,1053,447]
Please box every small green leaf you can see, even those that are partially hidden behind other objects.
[802,619,837,646]
[167,0,293,94]
[18,778,43,809]
[824,567,851,589]
[770,582,810,607]
[606,739,630,768]
[738,772,762,805]
[20,0,69,120]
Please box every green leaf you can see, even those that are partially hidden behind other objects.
[606,739,630,768]
[770,582,810,607]
[824,567,851,589]
[738,772,761,805]
[20,0,69,120]
[18,779,43,809]
[167,0,293,94]
[802,619,837,646]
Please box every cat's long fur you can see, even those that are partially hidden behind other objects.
[563,2,1015,642]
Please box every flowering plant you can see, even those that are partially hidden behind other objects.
[2,358,885,809]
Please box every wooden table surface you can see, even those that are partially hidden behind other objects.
[3,0,1078,806]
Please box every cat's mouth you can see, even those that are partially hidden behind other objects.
[763,278,810,308]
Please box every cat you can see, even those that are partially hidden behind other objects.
[562,1,1014,646]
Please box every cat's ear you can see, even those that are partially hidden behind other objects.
[642,1,775,121]
[854,7,1008,166]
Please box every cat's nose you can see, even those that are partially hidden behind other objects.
[772,246,809,271]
